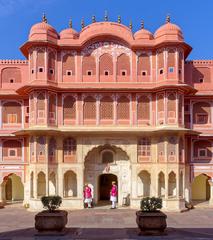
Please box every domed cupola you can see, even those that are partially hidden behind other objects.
[154,15,183,41]
[60,19,79,40]
[134,21,153,40]
[29,14,58,42]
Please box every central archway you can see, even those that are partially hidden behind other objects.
[99,174,117,201]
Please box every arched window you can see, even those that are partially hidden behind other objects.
[168,171,176,197]
[100,96,113,121]
[48,93,56,123]
[63,96,76,123]
[37,172,46,197]
[83,96,96,120]
[48,51,55,80]
[37,136,46,160]
[2,101,21,124]
[117,96,130,120]
[30,136,35,161]
[48,137,56,162]
[102,150,114,164]
[137,95,150,123]
[137,53,150,76]
[193,102,211,124]
[167,136,177,162]
[63,138,76,162]
[157,94,164,124]
[117,54,130,76]
[137,170,151,197]
[2,140,22,160]
[82,55,96,76]
[167,93,176,123]
[64,170,77,197]
[37,92,45,119]
[62,54,75,76]
[99,54,113,76]
[168,49,176,68]
[37,50,45,70]
[158,50,164,72]
[158,137,165,162]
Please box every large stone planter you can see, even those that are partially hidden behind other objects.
[136,210,167,235]
[35,210,68,235]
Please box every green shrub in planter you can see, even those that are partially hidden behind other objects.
[41,196,62,212]
[140,197,162,212]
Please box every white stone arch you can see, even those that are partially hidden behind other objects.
[63,170,77,197]
[168,171,176,197]
[37,171,46,197]
[158,171,165,197]
[49,171,56,196]
[137,170,151,197]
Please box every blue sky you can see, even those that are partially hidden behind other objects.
[0,0,212,60]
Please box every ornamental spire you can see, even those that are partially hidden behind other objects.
[42,13,47,23]
[141,20,144,29]
[118,15,121,23]
[104,10,108,21]
[166,14,170,23]
[69,18,72,28]
[129,20,132,30]
[81,18,85,29]
[92,15,96,23]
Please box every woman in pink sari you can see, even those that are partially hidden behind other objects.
[84,183,92,208]
[110,181,118,209]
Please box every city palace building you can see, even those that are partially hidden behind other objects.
[0,14,212,211]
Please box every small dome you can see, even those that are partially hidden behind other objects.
[154,22,183,40]
[60,28,78,40]
[29,19,58,41]
[134,29,153,40]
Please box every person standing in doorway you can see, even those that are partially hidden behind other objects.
[110,181,118,209]
[84,183,92,208]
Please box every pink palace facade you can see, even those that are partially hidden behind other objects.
[0,15,213,211]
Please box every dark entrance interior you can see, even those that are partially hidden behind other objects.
[99,174,117,201]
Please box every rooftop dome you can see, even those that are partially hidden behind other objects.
[60,19,78,39]
[134,21,153,40]
[29,14,58,41]
[154,16,183,40]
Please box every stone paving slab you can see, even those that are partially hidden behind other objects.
[1,204,213,239]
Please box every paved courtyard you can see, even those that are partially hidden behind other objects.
[1,204,213,239]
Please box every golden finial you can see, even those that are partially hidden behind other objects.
[129,20,132,30]
[42,13,47,23]
[69,18,72,28]
[166,14,170,23]
[92,15,96,23]
[118,15,121,24]
[81,18,85,29]
[104,11,108,21]
[141,20,144,29]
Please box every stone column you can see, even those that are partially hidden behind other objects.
[34,170,38,199]
[208,179,213,205]
[0,183,5,206]
[165,173,168,199]
[57,137,64,197]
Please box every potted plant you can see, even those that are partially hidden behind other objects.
[136,197,167,235]
[35,196,68,235]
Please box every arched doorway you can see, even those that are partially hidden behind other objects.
[99,174,117,201]
[192,174,210,203]
[4,174,24,202]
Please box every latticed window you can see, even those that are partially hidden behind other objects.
[63,138,76,155]
[49,94,56,119]
[30,136,35,156]
[167,93,176,118]
[63,54,75,75]
[100,96,113,120]
[117,96,130,120]
[37,50,45,67]
[99,54,113,75]
[138,138,151,156]
[137,53,150,76]
[158,50,164,69]
[82,55,96,75]
[48,51,55,70]
[30,94,34,112]
[2,102,21,124]
[37,136,46,156]
[83,96,96,119]
[168,49,176,68]
[117,54,130,76]
[158,137,165,156]
[63,96,76,120]
[37,92,45,118]
[167,136,177,157]
[48,138,56,156]
[137,95,150,120]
